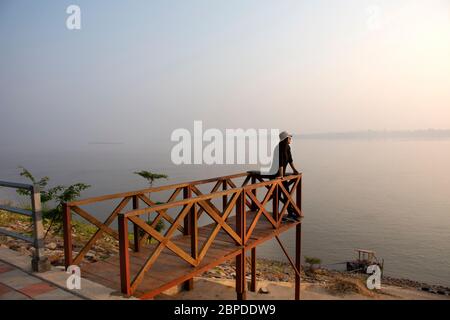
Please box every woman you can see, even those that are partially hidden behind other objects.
[277,131,300,222]
[277,131,299,178]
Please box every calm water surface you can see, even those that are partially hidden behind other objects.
[1,139,449,286]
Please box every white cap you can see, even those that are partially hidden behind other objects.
[279,131,292,141]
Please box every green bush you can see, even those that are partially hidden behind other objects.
[304,256,322,271]
[16,166,90,223]
[134,170,168,186]
[134,170,168,242]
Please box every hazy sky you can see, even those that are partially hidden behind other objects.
[1,0,449,151]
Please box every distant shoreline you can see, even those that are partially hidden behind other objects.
[87,142,124,145]
[297,129,450,140]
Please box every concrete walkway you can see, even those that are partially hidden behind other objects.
[0,260,81,300]
[0,248,134,300]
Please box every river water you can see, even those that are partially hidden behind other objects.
[1,138,449,287]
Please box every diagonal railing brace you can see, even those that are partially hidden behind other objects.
[274,234,302,279]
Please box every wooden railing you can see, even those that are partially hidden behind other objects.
[0,181,50,272]
[62,172,303,297]
[63,173,246,266]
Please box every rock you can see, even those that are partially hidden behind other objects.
[9,244,21,251]
[18,246,31,256]
[46,242,57,250]
[258,287,270,294]
[48,254,60,263]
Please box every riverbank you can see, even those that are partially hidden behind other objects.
[162,278,450,300]
[1,209,449,299]
[0,209,118,266]
[200,258,450,298]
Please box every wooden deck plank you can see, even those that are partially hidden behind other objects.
[80,211,301,299]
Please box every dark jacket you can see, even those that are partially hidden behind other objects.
[278,139,293,174]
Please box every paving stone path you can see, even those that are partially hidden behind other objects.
[0,260,82,300]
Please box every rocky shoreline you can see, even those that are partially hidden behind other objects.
[201,258,450,297]
[1,209,449,297]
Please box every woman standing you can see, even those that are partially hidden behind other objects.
[277,131,300,222]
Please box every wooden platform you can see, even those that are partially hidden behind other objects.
[80,211,301,299]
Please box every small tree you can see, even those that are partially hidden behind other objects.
[134,170,168,240]
[134,171,168,186]
[53,183,91,214]
[304,256,322,272]
[16,167,90,235]
[16,166,62,205]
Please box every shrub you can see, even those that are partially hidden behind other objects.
[304,256,322,272]
[15,167,90,228]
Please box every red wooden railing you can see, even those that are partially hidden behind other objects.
[62,172,303,299]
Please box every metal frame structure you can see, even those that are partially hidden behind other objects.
[0,181,50,272]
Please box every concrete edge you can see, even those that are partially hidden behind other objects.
[0,247,136,300]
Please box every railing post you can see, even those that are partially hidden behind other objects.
[183,186,192,236]
[250,247,256,292]
[118,214,131,296]
[62,203,73,269]
[236,190,246,300]
[30,184,50,272]
[236,190,246,245]
[295,223,302,300]
[296,176,302,216]
[132,195,140,252]
[183,186,194,291]
[222,180,228,211]
[295,175,302,300]
[272,181,279,223]
[190,203,198,261]
[250,176,257,211]
[236,248,246,300]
